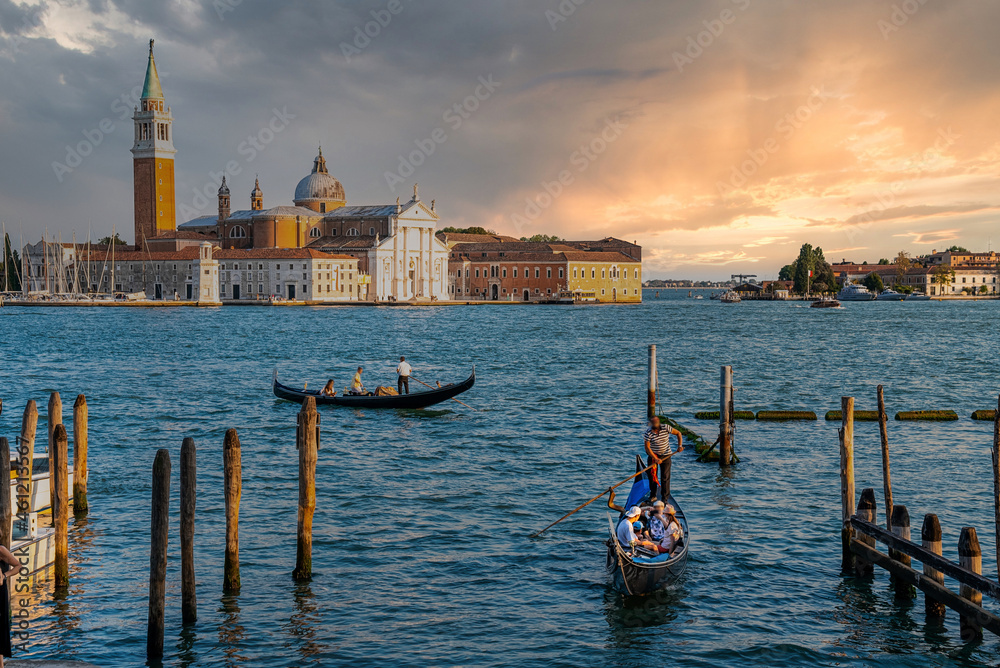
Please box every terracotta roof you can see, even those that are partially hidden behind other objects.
[307,235,378,249]
[324,205,399,218]
[436,232,519,244]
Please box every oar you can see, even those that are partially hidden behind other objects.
[410,376,477,411]
[529,460,665,538]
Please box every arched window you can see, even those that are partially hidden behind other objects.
[229,226,247,239]
[348,228,359,236]
[369,227,375,235]
[309,227,321,238]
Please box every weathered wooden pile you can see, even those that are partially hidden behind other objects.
[839,389,1000,642]
[144,397,320,661]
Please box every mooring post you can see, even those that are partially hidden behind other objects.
[719,365,733,468]
[889,505,915,599]
[877,385,894,530]
[52,424,69,588]
[223,428,242,594]
[839,397,856,572]
[0,438,11,550]
[181,437,197,624]
[647,345,657,421]
[922,514,946,619]
[47,391,62,512]
[294,397,319,581]
[147,449,171,662]
[17,401,38,525]
[73,394,89,516]
[993,394,1000,580]
[854,488,876,577]
[959,527,984,642]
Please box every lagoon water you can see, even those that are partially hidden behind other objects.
[1,291,999,667]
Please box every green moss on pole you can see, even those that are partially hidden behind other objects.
[694,410,754,420]
[826,410,879,421]
[757,410,817,421]
[972,409,997,421]
[894,410,958,421]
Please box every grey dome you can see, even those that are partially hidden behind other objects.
[293,148,345,204]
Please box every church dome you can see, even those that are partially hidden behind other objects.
[293,148,346,212]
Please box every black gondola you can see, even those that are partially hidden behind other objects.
[272,368,475,409]
[605,456,690,595]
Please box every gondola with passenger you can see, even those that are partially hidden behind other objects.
[272,368,475,409]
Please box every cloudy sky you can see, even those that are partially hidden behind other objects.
[1,0,999,279]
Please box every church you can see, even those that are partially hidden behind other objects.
[136,39,450,302]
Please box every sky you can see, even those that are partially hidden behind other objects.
[1,0,999,281]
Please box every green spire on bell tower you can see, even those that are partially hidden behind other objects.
[141,38,164,100]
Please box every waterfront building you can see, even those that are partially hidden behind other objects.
[446,238,642,302]
[832,262,998,296]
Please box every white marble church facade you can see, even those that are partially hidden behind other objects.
[369,195,450,301]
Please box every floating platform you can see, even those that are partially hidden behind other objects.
[825,410,880,421]
[895,410,958,421]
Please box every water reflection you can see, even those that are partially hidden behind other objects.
[282,582,328,664]
[603,583,685,649]
[175,624,198,668]
[218,594,246,667]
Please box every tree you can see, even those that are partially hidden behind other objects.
[520,234,562,242]
[893,251,911,288]
[980,285,989,295]
[932,265,955,294]
[946,245,969,253]
[98,232,127,246]
[778,262,797,282]
[792,244,814,294]
[862,271,884,294]
[439,226,496,235]
[811,281,828,294]
[877,258,890,265]
[2,233,22,292]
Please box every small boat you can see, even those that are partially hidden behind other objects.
[605,457,689,595]
[719,290,741,303]
[810,297,841,308]
[836,280,876,301]
[273,368,475,409]
[877,288,906,301]
[906,292,931,301]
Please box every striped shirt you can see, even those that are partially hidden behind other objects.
[644,426,676,456]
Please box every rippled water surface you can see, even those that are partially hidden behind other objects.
[1,291,999,667]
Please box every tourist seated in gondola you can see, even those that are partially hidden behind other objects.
[349,366,367,395]
[648,501,682,554]
[616,507,664,553]
[320,379,336,397]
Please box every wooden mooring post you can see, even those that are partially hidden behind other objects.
[993,394,1000,579]
[959,527,983,642]
[52,424,69,588]
[223,428,242,594]
[854,488,876,577]
[181,437,197,624]
[147,449,171,662]
[73,394,89,516]
[16,401,38,525]
[647,345,657,421]
[294,397,319,581]
[889,505,915,600]
[0,438,10,550]
[922,514,946,619]
[839,397,856,572]
[47,391,62,512]
[877,385,893,530]
[719,366,733,468]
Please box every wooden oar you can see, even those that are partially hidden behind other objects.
[410,376,477,411]
[529,460,663,538]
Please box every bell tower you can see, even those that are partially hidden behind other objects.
[131,39,177,249]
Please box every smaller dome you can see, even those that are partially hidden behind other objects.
[218,175,230,196]
[251,177,262,198]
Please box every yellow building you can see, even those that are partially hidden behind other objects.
[563,251,641,302]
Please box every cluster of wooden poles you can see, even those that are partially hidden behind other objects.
[0,393,90,583]
[145,396,320,661]
[839,388,1000,641]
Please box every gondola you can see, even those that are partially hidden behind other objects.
[605,455,690,595]
[272,368,475,409]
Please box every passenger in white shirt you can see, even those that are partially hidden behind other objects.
[396,356,412,395]
[616,507,642,547]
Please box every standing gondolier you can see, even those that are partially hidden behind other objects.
[643,416,683,502]
[396,356,412,395]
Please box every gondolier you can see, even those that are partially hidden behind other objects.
[396,356,412,395]
[643,416,683,502]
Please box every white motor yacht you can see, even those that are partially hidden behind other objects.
[837,280,876,301]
